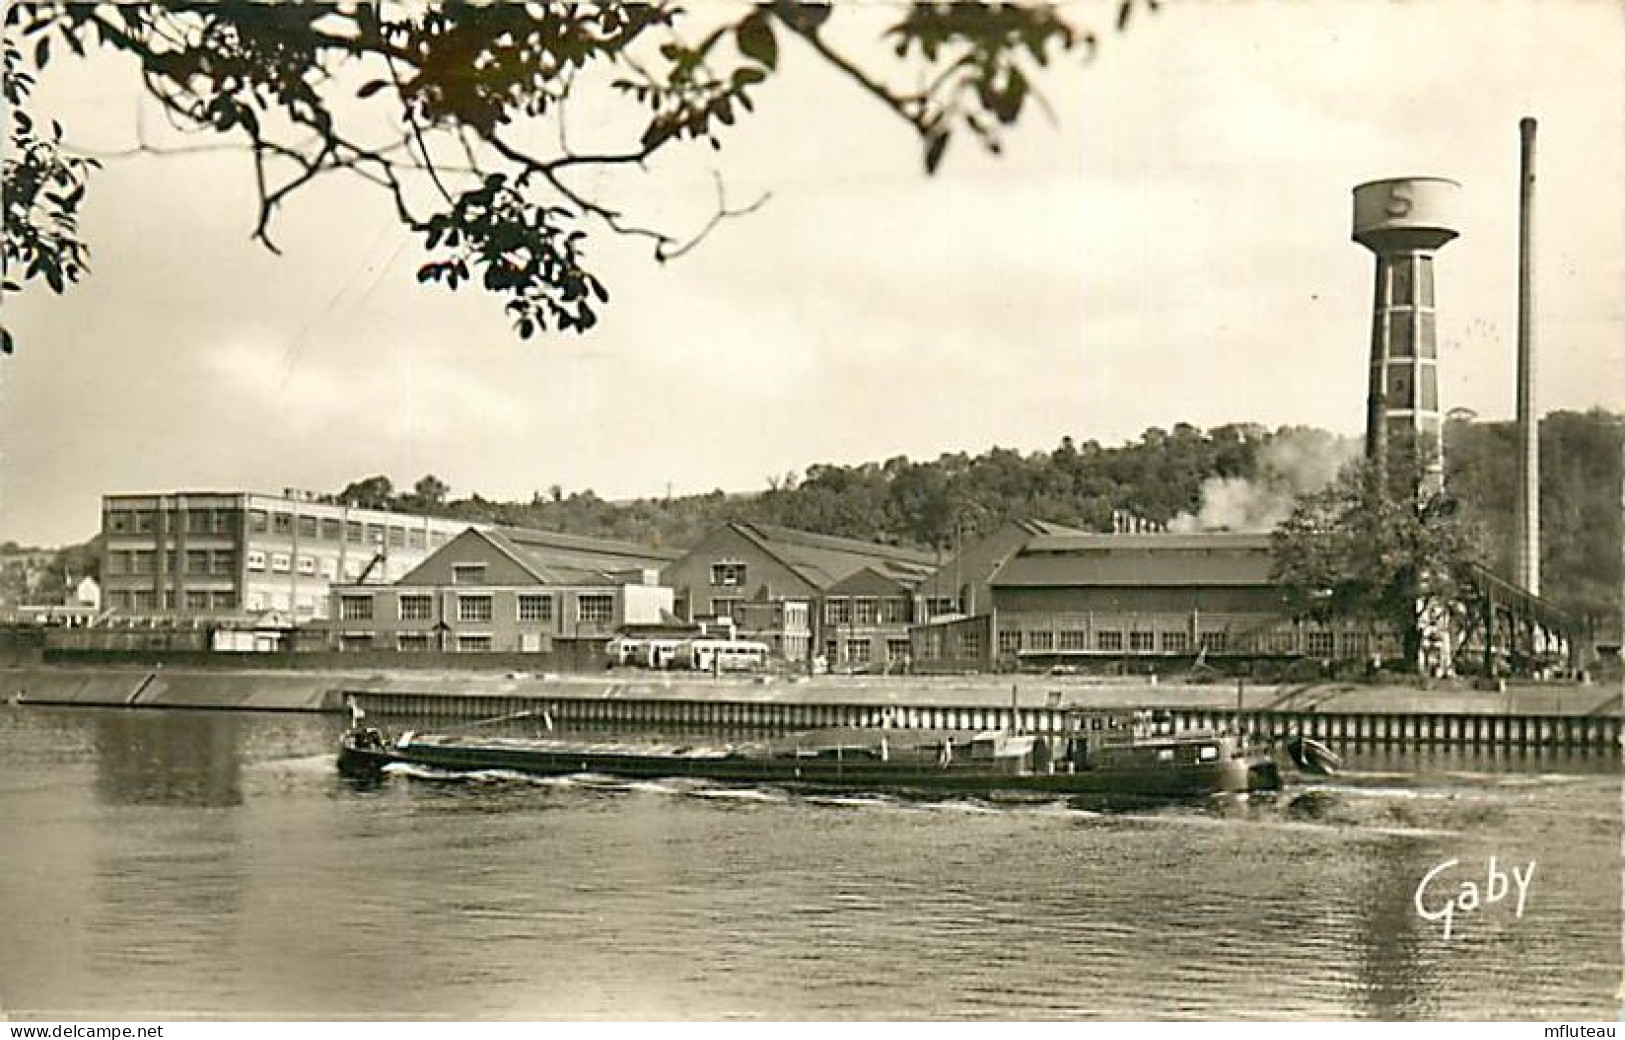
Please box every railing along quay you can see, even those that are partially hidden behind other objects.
[345,690,1625,753]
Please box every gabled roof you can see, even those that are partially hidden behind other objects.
[993,533,1277,588]
[401,525,671,587]
[480,528,624,585]
[729,522,937,590]
[493,524,681,565]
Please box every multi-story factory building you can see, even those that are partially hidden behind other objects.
[99,490,477,622]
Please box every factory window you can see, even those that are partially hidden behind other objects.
[298,556,316,575]
[389,527,406,548]
[340,595,374,621]
[213,510,237,534]
[213,590,238,610]
[297,515,317,538]
[824,598,852,626]
[783,601,809,630]
[136,511,157,533]
[107,510,131,534]
[886,638,911,665]
[1027,630,1054,652]
[106,552,128,575]
[1416,256,1435,307]
[452,563,487,586]
[518,594,553,622]
[998,630,1022,656]
[710,561,747,587]
[345,521,364,544]
[577,594,614,624]
[273,512,293,535]
[165,550,178,573]
[960,629,982,659]
[398,633,432,652]
[186,550,209,574]
[1057,630,1088,652]
[186,590,209,612]
[321,518,342,541]
[882,597,910,624]
[1306,631,1336,657]
[1129,631,1155,653]
[212,550,235,575]
[457,595,493,623]
[1161,631,1189,653]
[1201,631,1229,653]
[244,550,264,572]
[399,594,433,621]
[187,511,210,534]
[1271,630,1297,654]
[1096,631,1124,652]
[132,590,157,612]
[131,550,156,573]
[711,598,741,619]
[853,598,879,626]
[408,529,426,550]
[271,553,291,573]
[846,639,871,666]
[365,524,385,546]
[926,596,959,618]
[339,633,374,652]
[430,531,449,547]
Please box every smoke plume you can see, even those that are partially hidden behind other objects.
[1169,429,1359,534]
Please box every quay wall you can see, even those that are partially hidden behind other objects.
[6,665,1621,751]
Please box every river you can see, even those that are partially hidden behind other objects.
[0,703,1618,1020]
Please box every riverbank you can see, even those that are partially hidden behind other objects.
[5,662,1619,718]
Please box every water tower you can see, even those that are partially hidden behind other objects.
[1352,177,1462,485]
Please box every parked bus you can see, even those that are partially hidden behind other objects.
[673,638,770,673]
[607,636,684,669]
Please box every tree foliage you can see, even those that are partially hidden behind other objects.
[1270,449,1484,673]
[2,0,1157,352]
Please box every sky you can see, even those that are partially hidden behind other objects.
[3,0,1622,547]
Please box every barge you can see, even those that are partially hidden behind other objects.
[338,709,1283,801]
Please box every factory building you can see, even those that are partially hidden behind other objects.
[98,490,477,624]
[327,526,678,657]
[660,522,937,670]
[911,530,1398,673]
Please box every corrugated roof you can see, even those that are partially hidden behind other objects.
[495,524,681,562]
[461,526,674,586]
[734,522,937,590]
[993,533,1278,587]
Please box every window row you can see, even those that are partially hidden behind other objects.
[823,596,912,626]
[336,592,604,624]
[821,638,912,665]
[106,588,239,612]
[108,549,238,576]
[999,628,1395,657]
[105,508,241,536]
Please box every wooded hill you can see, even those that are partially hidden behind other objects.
[344,411,1623,634]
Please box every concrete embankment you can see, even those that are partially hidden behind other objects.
[7,666,1622,749]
